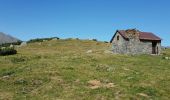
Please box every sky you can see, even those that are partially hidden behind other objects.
[0,0,169,46]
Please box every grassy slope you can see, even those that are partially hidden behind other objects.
[0,39,170,100]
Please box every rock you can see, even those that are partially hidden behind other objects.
[86,50,92,53]
[165,57,169,60]
[90,85,100,89]
[1,47,6,49]
[31,80,43,85]
[96,64,113,72]
[114,91,121,100]
[38,43,42,45]
[105,83,115,88]
[137,93,149,98]
[9,44,14,48]
[75,79,80,83]
[20,42,27,47]
[2,75,10,79]
[163,57,170,60]
[104,50,113,54]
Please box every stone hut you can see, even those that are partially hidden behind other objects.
[110,29,161,55]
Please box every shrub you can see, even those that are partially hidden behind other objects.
[14,79,28,85]
[66,38,73,40]
[27,38,43,43]
[0,41,22,47]
[104,41,109,43]
[10,56,27,63]
[92,39,97,41]
[27,37,60,43]
[1,70,15,76]
[0,47,17,56]
[52,37,60,40]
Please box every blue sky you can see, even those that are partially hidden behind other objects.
[0,0,169,46]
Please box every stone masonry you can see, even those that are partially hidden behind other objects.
[111,29,161,55]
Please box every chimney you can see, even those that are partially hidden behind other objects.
[125,29,139,39]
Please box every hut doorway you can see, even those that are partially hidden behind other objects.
[152,42,157,54]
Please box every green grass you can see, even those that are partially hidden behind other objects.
[0,39,170,100]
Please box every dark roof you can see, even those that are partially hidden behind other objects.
[118,30,128,39]
[139,32,161,41]
[110,30,161,43]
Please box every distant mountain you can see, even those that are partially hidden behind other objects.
[162,46,170,49]
[0,32,20,45]
[166,46,170,49]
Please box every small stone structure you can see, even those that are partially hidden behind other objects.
[110,29,161,55]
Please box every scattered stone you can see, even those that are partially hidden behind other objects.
[114,91,121,100]
[31,79,43,85]
[38,43,42,45]
[90,85,100,89]
[86,50,92,53]
[75,79,80,83]
[2,75,10,79]
[163,57,170,60]
[105,83,115,88]
[87,80,115,89]
[1,47,6,49]
[165,57,169,60]
[104,50,113,54]
[20,42,27,47]
[9,44,14,48]
[96,64,113,72]
[14,79,28,85]
[137,93,149,98]
[127,77,134,80]
[21,87,30,94]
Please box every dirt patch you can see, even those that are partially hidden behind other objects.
[0,92,13,100]
[87,80,102,89]
[86,50,92,53]
[87,80,115,89]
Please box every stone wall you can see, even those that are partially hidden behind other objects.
[112,32,128,54]
[139,41,152,54]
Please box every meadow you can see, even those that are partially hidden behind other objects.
[0,39,170,100]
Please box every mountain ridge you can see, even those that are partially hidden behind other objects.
[0,32,20,45]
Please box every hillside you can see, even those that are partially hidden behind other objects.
[0,32,20,45]
[0,39,170,100]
